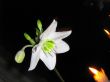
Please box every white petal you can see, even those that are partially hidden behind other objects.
[28,45,40,71]
[40,51,56,70]
[54,40,70,54]
[48,30,72,40]
[40,19,57,40]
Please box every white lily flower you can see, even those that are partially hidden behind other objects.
[28,19,72,71]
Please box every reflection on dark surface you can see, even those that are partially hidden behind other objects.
[1,0,110,82]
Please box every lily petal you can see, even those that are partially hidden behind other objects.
[40,51,56,70]
[28,45,40,71]
[48,30,72,40]
[55,40,70,54]
[40,19,57,40]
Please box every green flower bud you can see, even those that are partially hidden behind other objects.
[36,28,40,36]
[15,50,25,63]
[37,19,43,33]
[24,33,36,45]
[24,33,32,40]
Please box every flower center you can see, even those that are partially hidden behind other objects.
[41,39,55,53]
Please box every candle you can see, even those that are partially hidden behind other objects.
[104,29,110,38]
[89,67,109,82]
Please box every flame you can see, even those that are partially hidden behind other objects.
[104,29,110,36]
[89,67,98,74]
[89,67,109,82]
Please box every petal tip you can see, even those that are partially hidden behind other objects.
[69,30,72,35]
[66,30,72,38]
[53,19,56,22]
[48,66,55,70]
[53,19,57,24]
[28,67,34,71]
[47,62,56,70]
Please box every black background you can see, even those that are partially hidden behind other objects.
[1,0,110,82]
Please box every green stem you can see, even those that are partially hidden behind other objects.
[22,45,33,50]
[54,68,65,82]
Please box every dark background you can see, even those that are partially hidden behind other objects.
[1,0,110,82]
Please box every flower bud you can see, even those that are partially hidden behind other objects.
[15,50,25,63]
[24,33,36,45]
[37,19,43,33]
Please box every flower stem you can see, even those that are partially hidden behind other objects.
[22,45,33,50]
[54,68,65,82]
